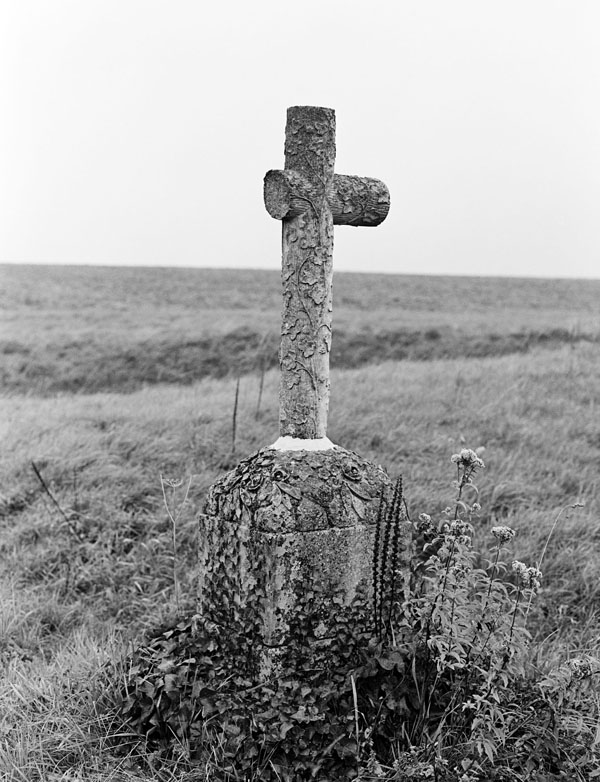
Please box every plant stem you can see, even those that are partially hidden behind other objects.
[508,585,522,648]
[255,362,265,420]
[469,546,502,656]
[232,375,240,455]
[387,477,403,638]
[485,547,501,602]
[160,474,192,615]
[372,486,385,638]
[351,674,360,768]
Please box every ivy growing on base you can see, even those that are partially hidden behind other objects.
[115,450,599,781]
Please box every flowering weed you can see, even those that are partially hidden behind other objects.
[358,449,600,780]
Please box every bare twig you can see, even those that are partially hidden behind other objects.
[31,461,81,539]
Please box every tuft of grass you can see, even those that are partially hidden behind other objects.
[0,628,134,781]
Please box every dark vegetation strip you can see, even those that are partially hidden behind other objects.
[1,327,596,396]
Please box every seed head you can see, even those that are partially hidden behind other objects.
[451,449,485,470]
[492,525,516,544]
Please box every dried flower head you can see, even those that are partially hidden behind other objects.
[492,525,516,544]
[450,561,471,578]
[526,566,543,592]
[512,560,526,577]
[448,519,473,539]
[450,449,485,470]
[162,477,184,488]
[512,560,542,591]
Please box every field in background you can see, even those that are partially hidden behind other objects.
[1,264,600,779]
[2,263,600,395]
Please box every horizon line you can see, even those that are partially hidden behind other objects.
[1,260,599,284]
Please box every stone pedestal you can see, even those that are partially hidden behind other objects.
[200,444,411,679]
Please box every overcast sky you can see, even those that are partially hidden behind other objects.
[1,1,599,278]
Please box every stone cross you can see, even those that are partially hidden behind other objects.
[264,105,390,439]
[200,106,408,688]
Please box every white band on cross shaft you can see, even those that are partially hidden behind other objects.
[268,436,337,451]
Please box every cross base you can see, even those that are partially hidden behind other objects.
[200,445,412,679]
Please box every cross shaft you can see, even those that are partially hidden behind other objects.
[264,106,390,439]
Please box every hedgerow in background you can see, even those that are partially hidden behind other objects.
[115,449,600,781]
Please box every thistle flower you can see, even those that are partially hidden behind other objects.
[492,526,516,544]
[450,449,485,470]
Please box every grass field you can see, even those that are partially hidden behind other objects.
[1,264,600,779]
[2,264,600,395]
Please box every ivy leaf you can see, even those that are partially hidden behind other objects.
[375,656,395,670]
[163,674,179,693]
[279,483,302,500]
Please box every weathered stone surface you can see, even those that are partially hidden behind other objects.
[265,106,391,440]
[196,105,400,687]
[264,170,390,226]
[277,106,336,439]
[200,445,412,678]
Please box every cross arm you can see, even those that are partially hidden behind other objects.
[264,169,390,227]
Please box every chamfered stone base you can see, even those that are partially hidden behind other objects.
[199,444,412,678]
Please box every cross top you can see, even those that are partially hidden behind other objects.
[264,106,390,440]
